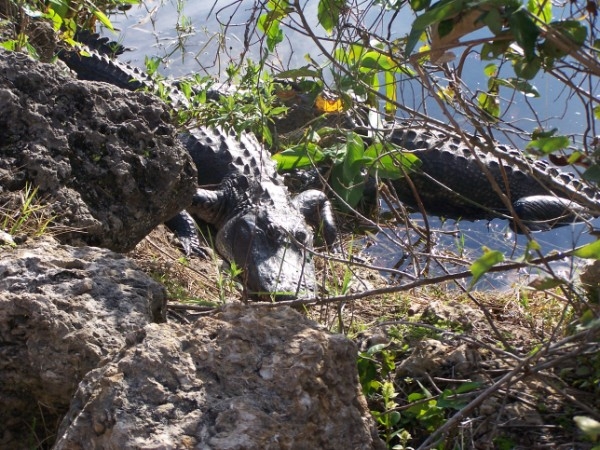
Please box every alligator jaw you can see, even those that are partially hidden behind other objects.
[215,209,317,301]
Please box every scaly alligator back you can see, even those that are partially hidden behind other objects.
[389,125,599,229]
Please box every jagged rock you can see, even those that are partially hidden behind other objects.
[54,304,385,450]
[0,50,197,252]
[0,237,167,449]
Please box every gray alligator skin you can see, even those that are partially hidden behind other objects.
[385,124,599,231]
[57,34,336,300]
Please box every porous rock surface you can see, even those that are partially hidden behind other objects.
[0,237,167,448]
[0,50,197,252]
[55,304,384,450]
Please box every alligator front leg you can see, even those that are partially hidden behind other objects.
[189,188,228,225]
[165,187,227,257]
[293,190,337,246]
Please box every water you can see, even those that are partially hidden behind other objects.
[103,1,599,289]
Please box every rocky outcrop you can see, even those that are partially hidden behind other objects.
[0,237,382,449]
[0,237,167,449]
[0,50,197,252]
[54,304,384,450]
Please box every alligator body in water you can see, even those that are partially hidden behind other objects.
[386,125,600,231]
[57,35,336,300]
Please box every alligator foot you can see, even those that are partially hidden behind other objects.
[293,189,337,247]
[164,211,212,259]
[512,195,590,231]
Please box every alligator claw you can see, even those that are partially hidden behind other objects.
[164,211,211,259]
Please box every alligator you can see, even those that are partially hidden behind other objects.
[57,33,337,300]
[57,33,600,275]
[384,124,600,231]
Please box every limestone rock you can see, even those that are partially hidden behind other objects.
[55,304,384,450]
[0,237,167,449]
[0,50,197,252]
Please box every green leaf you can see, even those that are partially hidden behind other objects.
[438,390,468,410]
[405,0,465,56]
[513,55,541,79]
[384,70,397,115]
[520,238,541,261]
[455,381,481,394]
[277,66,321,79]
[330,132,368,208]
[334,44,367,65]
[582,164,600,183]
[360,50,397,71]
[43,6,64,30]
[481,38,511,60]
[412,0,465,31]
[47,0,69,19]
[405,28,426,58]
[318,0,345,33]
[470,247,504,287]
[477,91,500,119]
[407,392,426,402]
[526,135,570,154]
[551,20,587,46]
[0,40,16,51]
[494,78,540,97]
[508,9,540,60]
[410,0,431,12]
[527,0,552,23]
[531,127,558,139]
[574,416,600,441]
[483,63,497,77]
[481,7,503,35]
[364,144,421,179]
[144,56,161,76]
[258,13,284,51]
[594,106,600,120]
[573,240,600,259]
[343,132,366,177]
[93,9,114,31]
[273,143,324,170]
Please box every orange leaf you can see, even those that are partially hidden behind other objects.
[315,94,344,113]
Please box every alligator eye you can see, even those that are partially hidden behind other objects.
[294,229,309,245]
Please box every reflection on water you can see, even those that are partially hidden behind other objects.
[108,0,329,77]
[361,214,597,291]
[104,1,599,289]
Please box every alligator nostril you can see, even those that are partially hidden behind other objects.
[266,224,282,241]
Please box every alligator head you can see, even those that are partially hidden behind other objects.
[190,173,318,300]
[216,206,316,300]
